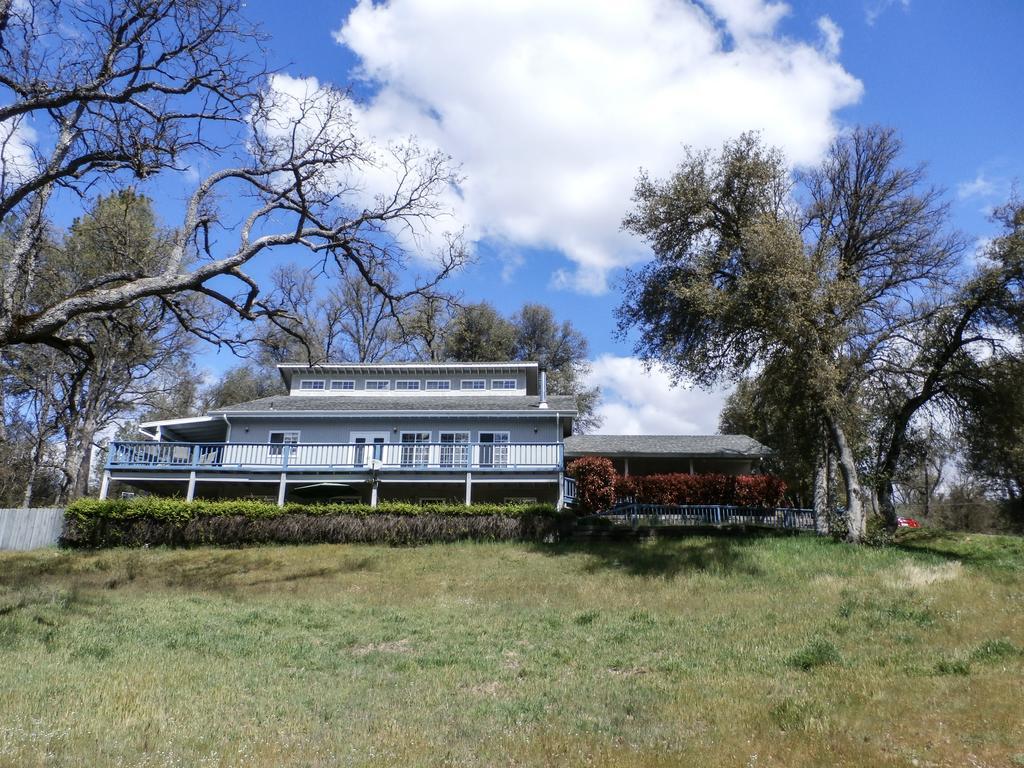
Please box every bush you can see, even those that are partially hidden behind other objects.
[613,472,788,507]
[62,499,564,548]
[566,456,617,513]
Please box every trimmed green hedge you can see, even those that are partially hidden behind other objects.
[62,499,565,548]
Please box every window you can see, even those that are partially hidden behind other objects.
[331,380,355,391]
[395,380,421,391]
[478,431,510,467]
[299,379,325,390]
[491,379,517,390]
[461,379,486,390]
[419,497,449,505]
[400,432,431,467]
[365,380,390,390]
[439,431,470,467]
[425,380,451,391]
[269,431,300,457]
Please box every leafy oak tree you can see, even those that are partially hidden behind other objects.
[619,127,1021,541]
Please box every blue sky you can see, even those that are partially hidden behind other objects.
[52,0,1024,434]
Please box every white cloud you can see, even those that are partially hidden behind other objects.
[587,355,734,435]
[957,172,996,200]
[335,0,862,293]
[817,16,843,58]
[865,0,910,26]
[0,117,37,188]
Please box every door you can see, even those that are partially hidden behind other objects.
[400,432,431,467]
[478,431,510,468]
[439,431,470,467]
[350,431,387,466]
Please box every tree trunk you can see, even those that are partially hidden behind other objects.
[813,434,831,535]
[828,417,867,543]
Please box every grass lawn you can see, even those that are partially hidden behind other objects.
[1,531,1022,767]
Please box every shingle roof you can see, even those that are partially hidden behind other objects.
[211,394,578,414]
[563,434,770,458]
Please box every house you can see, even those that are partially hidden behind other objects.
[101,361,769,507]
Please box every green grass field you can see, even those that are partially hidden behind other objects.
[1,531,1022,767]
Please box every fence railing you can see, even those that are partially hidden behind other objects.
[585,503,817,531]
[107,441,564,472]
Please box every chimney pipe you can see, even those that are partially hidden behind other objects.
[538,368,548,409]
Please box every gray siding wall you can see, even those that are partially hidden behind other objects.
[226,415,564,444]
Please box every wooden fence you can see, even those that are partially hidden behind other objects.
[0,508,65,551]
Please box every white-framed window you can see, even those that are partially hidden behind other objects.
[395,380,421,391]
[478,431,510,467]
[439,431,470,467]
[299,379,325,390]
[365,380,390,391]
[331,380,355,391]
[491,379,517,390]
[269,430,300,456]
[461,379,486,390]
[400,431,431,467]
[425,380,451,391]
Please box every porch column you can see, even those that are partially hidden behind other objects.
[186,470,197,502]
[370,481,379,507]
[464,471,472,506]
[556,471,565,510]
[623,458,630,477]
[98,470,110,500]
[277,472,287,507]
[689,458,695,475]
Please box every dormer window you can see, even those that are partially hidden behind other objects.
[461,379,486,390]
[331,380,355,391]
[491,379,517,390]
[395,380,421,391]
[426,380,451,391]
[299,379,326,390]
[365,380,390,391]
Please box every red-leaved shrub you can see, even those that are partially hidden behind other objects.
[566,456,617,513]
[612,471,787,508]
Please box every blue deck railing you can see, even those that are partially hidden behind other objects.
[106,441,564,473]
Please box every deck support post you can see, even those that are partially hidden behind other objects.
[370,480,379,507]
[277,472,287,507]
[464,472,472,506]
[623,458,629,477]
[689,458,695,475]
[557,471,565,510]
[99,470,110,500]
[186,471,197,502]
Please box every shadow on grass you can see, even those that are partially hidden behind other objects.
[893,529,1024,573]
[531,529,789,578]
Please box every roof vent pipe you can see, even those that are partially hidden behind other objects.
[538,368,549,409]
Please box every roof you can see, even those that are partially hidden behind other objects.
[563,434,769,458]
[211,394,577,415]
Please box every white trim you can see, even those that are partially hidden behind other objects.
[394,379,422,391]
[461,379,486,390]
[298,379,326,390]
[491,379,517,390]
[425,379,452,390]
[330,379,355,391]
[139,415,220,429]
[365,380,391,391]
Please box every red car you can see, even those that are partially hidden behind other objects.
[897,516,920,528]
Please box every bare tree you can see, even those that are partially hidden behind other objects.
[0,0,467,354]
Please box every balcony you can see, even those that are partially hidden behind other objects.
[106,441,565,473]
